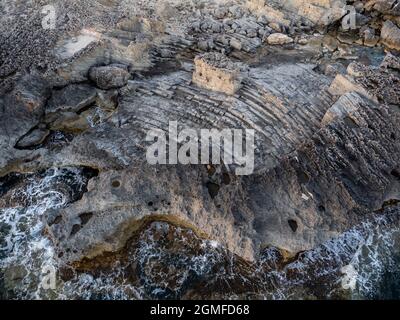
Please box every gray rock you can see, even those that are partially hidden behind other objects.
[3,265,27,291]
[321,92,364,125]
[230,38,243,50]
[362,27,379,47]
[2,0,400,300]
[214,7,228,19]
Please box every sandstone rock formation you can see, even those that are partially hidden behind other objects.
[1,0,400,300]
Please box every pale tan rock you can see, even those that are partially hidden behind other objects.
[192,53,243,95]
[347,62,366,77]
[246,0,346,26]
[267,33,294,45]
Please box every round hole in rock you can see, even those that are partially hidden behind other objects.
[318,205,326,212]
[222,172,231,185]
[112,180,121,188]
[288,219,298,233]
[70,224,82,236]
[148,201,153,207]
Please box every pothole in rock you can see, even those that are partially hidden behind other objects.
[56,208,400,300]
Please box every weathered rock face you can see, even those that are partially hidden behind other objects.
[321,91,363,125]
[248,0,347,26]
[366,0,400,15]
[192,52,244,95]
[55,207,400,299]
[0,73,50,173]
[15,128,50,150]
[1,0,400,300]
[381,20,400,51]
[267,33,294,45]
[39,58,400,262]
[89,65,130,90]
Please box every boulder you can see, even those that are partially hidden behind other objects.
[366,0,400,15]
[362,27,379,47]
[267,33,294,45]
[328,73,376,101]
[89,64,130,90]
[50,112,91,133]
[1,74,50,146]
[46,84,97,117]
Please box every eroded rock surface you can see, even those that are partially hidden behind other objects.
[1,0,400,300]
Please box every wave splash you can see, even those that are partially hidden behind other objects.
[1,169,399,299]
